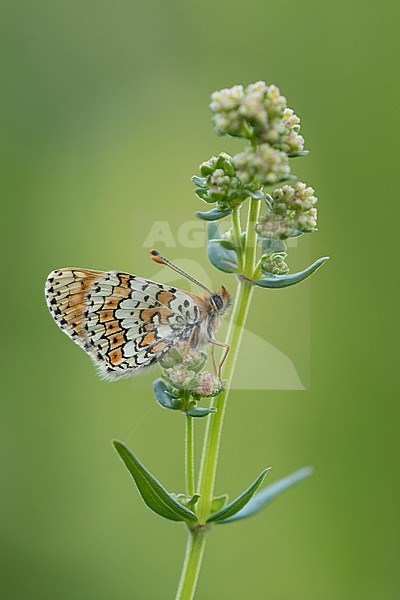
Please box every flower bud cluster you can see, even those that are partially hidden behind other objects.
[159,344,224,400]
[233,144,290,186]
[210,81,304,153]
[261,252,289,276]
[193,152,261,210]
[256,183,318,240]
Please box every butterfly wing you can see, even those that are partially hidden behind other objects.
[45,268,202,380]
[45,268,104,349]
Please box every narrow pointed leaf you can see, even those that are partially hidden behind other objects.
[216,466,313,524]
[255,256,329,289]
[196,207,232,221]
[186,406,217,418]
[152,378,180,410]
[207,468,271,523]
[288,150,309,157]
[113,441,197,522]
[264,193,273,207]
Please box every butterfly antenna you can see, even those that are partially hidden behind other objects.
[150,250,214,295]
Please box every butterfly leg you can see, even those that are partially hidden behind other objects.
[209,338,230,379]
[183,325,198,358]
[211,343,218,375]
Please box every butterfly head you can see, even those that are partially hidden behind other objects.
[210,286,231,316]
[150,250,231,316]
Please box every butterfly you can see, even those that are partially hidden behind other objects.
[44,250,231,381]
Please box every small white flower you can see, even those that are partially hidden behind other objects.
[233,145,290,185]
[256,182,318,239]
[210,81,304,152]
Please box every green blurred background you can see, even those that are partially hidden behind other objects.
[1,1,399,598]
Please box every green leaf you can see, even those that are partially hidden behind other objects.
[196,207,232,221]
[241,119,254,140]
[207,468,271,523]
[207,221,221,241]
[264,193,273,206]
[194,189,215,203]
[216,466,313,524]
[288,150,310,158]
[172,492,201,509]
[248,189,264,200]
[255,256,329,289]
[262,237,287,254]
[186,406,217,418]
[186,494,201,509]
[113,441,198,522]
[152,378,181,410]
[192,175,207,187]
[280,173,297,181]
[207,222,239,273]
[210,494,229,514]
[208,240,238,273]
[217,238,236,250]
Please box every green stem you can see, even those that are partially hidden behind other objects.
[185,415,195,497]
[196,277,254,523]
[244,196,260,274]
[175,529,207,600]
[196,197,261,523]
[176,198,261,598]
[253,256,263,279]
[231,205,243,271]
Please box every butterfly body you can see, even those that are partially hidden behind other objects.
[45,268,230,380]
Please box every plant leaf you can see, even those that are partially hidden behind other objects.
[288,150,310,158]
[207,221,238,273]
[210,494,229,514]
[255,256,329,288]
[152,378,180,410]
[186,494,201,509]
[216,466,313,524]
[207,240,238,273]
[186,406,217,418]
[248,189,264,200]
[196,207,232,221]
[207,468,271,523]
[207,221,221,241]
[264,193,273,206]
[113,441,197,522]
[194,188,216,203]
[218,238,236,250]
[262,238,287,254]
[192,176,207,187]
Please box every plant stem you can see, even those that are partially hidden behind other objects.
[175,529,207,600]
[231,206,243,271]
[185,415,195,497]
[244,195,260,274]
[195,277,253,523]
[196,197,260,523]
[176,197,261,599]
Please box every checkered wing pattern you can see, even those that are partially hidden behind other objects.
[45,268,202,380]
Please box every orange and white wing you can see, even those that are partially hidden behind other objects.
[45,268,202,380]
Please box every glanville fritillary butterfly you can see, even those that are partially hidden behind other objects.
[45,250,231,381]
